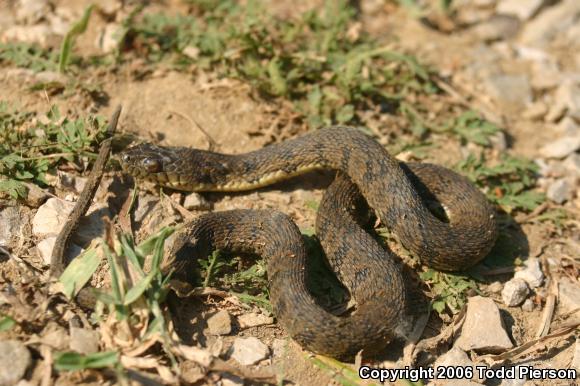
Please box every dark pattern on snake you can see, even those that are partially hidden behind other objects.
[120,126,498,358]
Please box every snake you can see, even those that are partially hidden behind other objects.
[120,126,498,359]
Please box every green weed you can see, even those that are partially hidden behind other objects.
[0,103,107,199]
[120,0,436,127]
[456,153,543,213]
[59,4,94,73]
[0,42,58,72]
[419,269,478,314]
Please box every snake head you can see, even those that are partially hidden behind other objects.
[119,143,233,191]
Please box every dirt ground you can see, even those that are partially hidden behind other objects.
[0,1,579,385]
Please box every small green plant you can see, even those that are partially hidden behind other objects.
[0,42,58,71]
[0,103,107,199]
[58,226,176,381]
[419,269,477,314]
[456,153,544,213]
[438,110,500,146]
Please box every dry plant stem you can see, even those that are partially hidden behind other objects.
[477,322,580,365]
[168,109,217,151]
[49,105,122,278]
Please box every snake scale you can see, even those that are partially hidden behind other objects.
[120,126,498,359]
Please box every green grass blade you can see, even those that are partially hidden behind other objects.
[54,351,119,371]
[58,245,102,299]
[58,4,94,73]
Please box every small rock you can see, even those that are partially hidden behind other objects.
[487,281,503,294]
[0,340,31,386]
[206,310,233,336]
[98,23,122,54]
[558,277,580,313]
[498,366,528,386]
[229,337,270,366]
[183,193,211,211]
[434,347,484,383]
[22,182,50,207]
[521,298,534,312]
[0,206,23,246]
[531,60,561,90]
[497,0,546,20]
[489,131,508,151]
[572,338,580,372]
[69,327,100,354]
[563,153,580,176]
[546,178,573,204]
[522,101,548,120]
[16,0,50,23]
[501,278,530,306]
[182,46,200,60]
[237,313,274,329]
[556,117,580,136]
[36,236,84,266]
[221,374,244,386]
[180,361,205,384]
[455,296,513,353]
[2,24,53,46]
[133,194,159,225]
[539,135,580,159]
[521,0,580,46]
[472,14,520,41]
[57,171,87,193]
[483,74,531,108]
[553,80,580,120]
[32,197,75,237]
[271,339,287,359]
[514,258,544,288]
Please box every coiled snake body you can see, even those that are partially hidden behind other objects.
[120,127,498,359]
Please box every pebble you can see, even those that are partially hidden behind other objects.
[501,278,530,307]
[0,206,23,247]
[513,258,544,288]
[434,347,484,383]
[483,74,531,108]
[521,0,580,46]
[271,338,287,359]
[36,236,84,266]
[522,101,548,120]
[521,298,534,312]
[546,178,573,204]
[553,80,580,120]
[183,193,211,211]
[558,277,580,313]
[237,313,274,329]
[496,0,545,20]
[133,194,160,225]
[455,296,513,353]
[539,135,580,159]
[206,310,233,336]
[563,153,580,176]
[556,116,580,136]
[487,281,503,294]
[221,374,244,386]
[472,14,520,41]
[69,327,100,354]
[22,182,50,207]
[0,340,31,386]
[16,0,50,23]
[57,171,87,193]
[229,337,270,366]
[32,198,75,237]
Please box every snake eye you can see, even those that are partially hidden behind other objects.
[121,154,131,163]
[142,157,161,172]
